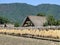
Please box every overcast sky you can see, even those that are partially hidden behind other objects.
[0,0,60,5]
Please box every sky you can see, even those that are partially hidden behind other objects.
[0,0,60,5]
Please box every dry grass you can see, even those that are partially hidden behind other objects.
[0,28,60,39]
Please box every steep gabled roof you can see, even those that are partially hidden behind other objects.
[22,15,47,27]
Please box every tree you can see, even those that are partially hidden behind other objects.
[47,15,56,25]
[0,16,10,24]
[56,20,60,26]
[37,13,45,16]
[43,15,60,26]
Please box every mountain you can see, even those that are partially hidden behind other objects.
[0,3,60,25]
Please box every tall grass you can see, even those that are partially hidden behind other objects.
[0,28,60,39]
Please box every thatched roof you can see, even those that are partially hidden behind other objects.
[22,16,47,27]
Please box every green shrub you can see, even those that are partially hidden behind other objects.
[14,22,20,27]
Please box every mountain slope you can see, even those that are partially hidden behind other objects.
[0,3,60,25]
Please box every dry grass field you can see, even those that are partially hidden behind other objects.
[0,34,59,45]
[0,28,60,45]
[0,28,60,39]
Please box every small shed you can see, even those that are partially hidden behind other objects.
[22,16,47,27]
[0,24,14,28]
[6,24,14,27]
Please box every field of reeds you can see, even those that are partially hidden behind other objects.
[0,28,60,39]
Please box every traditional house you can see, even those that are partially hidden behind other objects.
[22,16,47,27]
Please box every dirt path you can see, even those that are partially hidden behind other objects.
[0,34,59,45]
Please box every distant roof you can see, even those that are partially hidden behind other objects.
[22,15,47,27]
